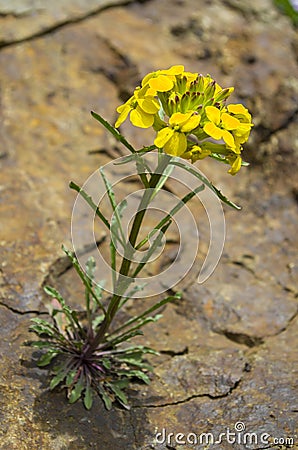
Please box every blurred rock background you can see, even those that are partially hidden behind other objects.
[0,0,297,449]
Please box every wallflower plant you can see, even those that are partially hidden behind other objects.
[30,65,253,410]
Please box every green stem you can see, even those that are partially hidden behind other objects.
[85,153,171,355]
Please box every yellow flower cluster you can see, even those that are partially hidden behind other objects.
[115,65,253,175]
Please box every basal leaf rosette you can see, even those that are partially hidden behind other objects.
[115,65,253,175]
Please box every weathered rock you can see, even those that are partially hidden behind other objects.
[0,0,297,448]
[0,0,135,46]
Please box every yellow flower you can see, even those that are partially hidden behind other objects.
[142,65,185,95]
[203,106,241,150]
[227,104,253,147]
[115,85,160,129]
[154,112,201,156]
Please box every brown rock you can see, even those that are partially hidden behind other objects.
[0,0,297,448]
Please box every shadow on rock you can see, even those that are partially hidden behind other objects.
[32,386,148,450]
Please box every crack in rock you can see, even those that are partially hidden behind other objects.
[0,0,136,49]
[220,330,264,347]
[160,347,189,357]
[133,378,243,409]
[0,300,41,316]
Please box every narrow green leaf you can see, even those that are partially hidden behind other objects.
[110,240,117,291]
[135,183,204,251]
[118,283,146,308]
[116,356,150,370]
[107,329,143,347]
[113,146,156,166]
[132,221,171,278]
[62,246,106,314]
[113,345,158,356]
[170,160,241,210]
[91,111,136,154]
[102,358,111,370]
[109,315,162,348]
[100,168,126,246]
[69,181,110,229]
[84,384,93,410]
[150,163,174,201]
[110,292,181,337]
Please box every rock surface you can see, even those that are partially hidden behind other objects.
[0,0,297,449]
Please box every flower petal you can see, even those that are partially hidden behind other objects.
[227,104,248,115]
[149,75,174,92]
[205,106,221,125]
[137,97,160,114]
[181,114,201,132]
[130,107,154,128]
[164,131,187,156]
[228,156,242,175]
[222,129,236,149]
[115,104,131,128]
[221,113,240,130]
[162,65,185,75]
[203,122,223,140]
[169,111,193,126]
[154,127,174,148]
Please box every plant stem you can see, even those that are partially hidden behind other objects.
[85,154,171,356]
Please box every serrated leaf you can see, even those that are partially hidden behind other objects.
[124,370,151,384]
[30,340,53,349]
[62,246,106,314]
[65,370,77,387]
[92,313,105,330]
[69,376,85,404]
[108,382,129,408]
[30,324,55,337]
[37,350,59,367]
[50,366,70,390]
[85,256,96,280]
[44,286,66,306]
[102,358,111,370]
[30,317,56,330]
[97,384,113,410]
